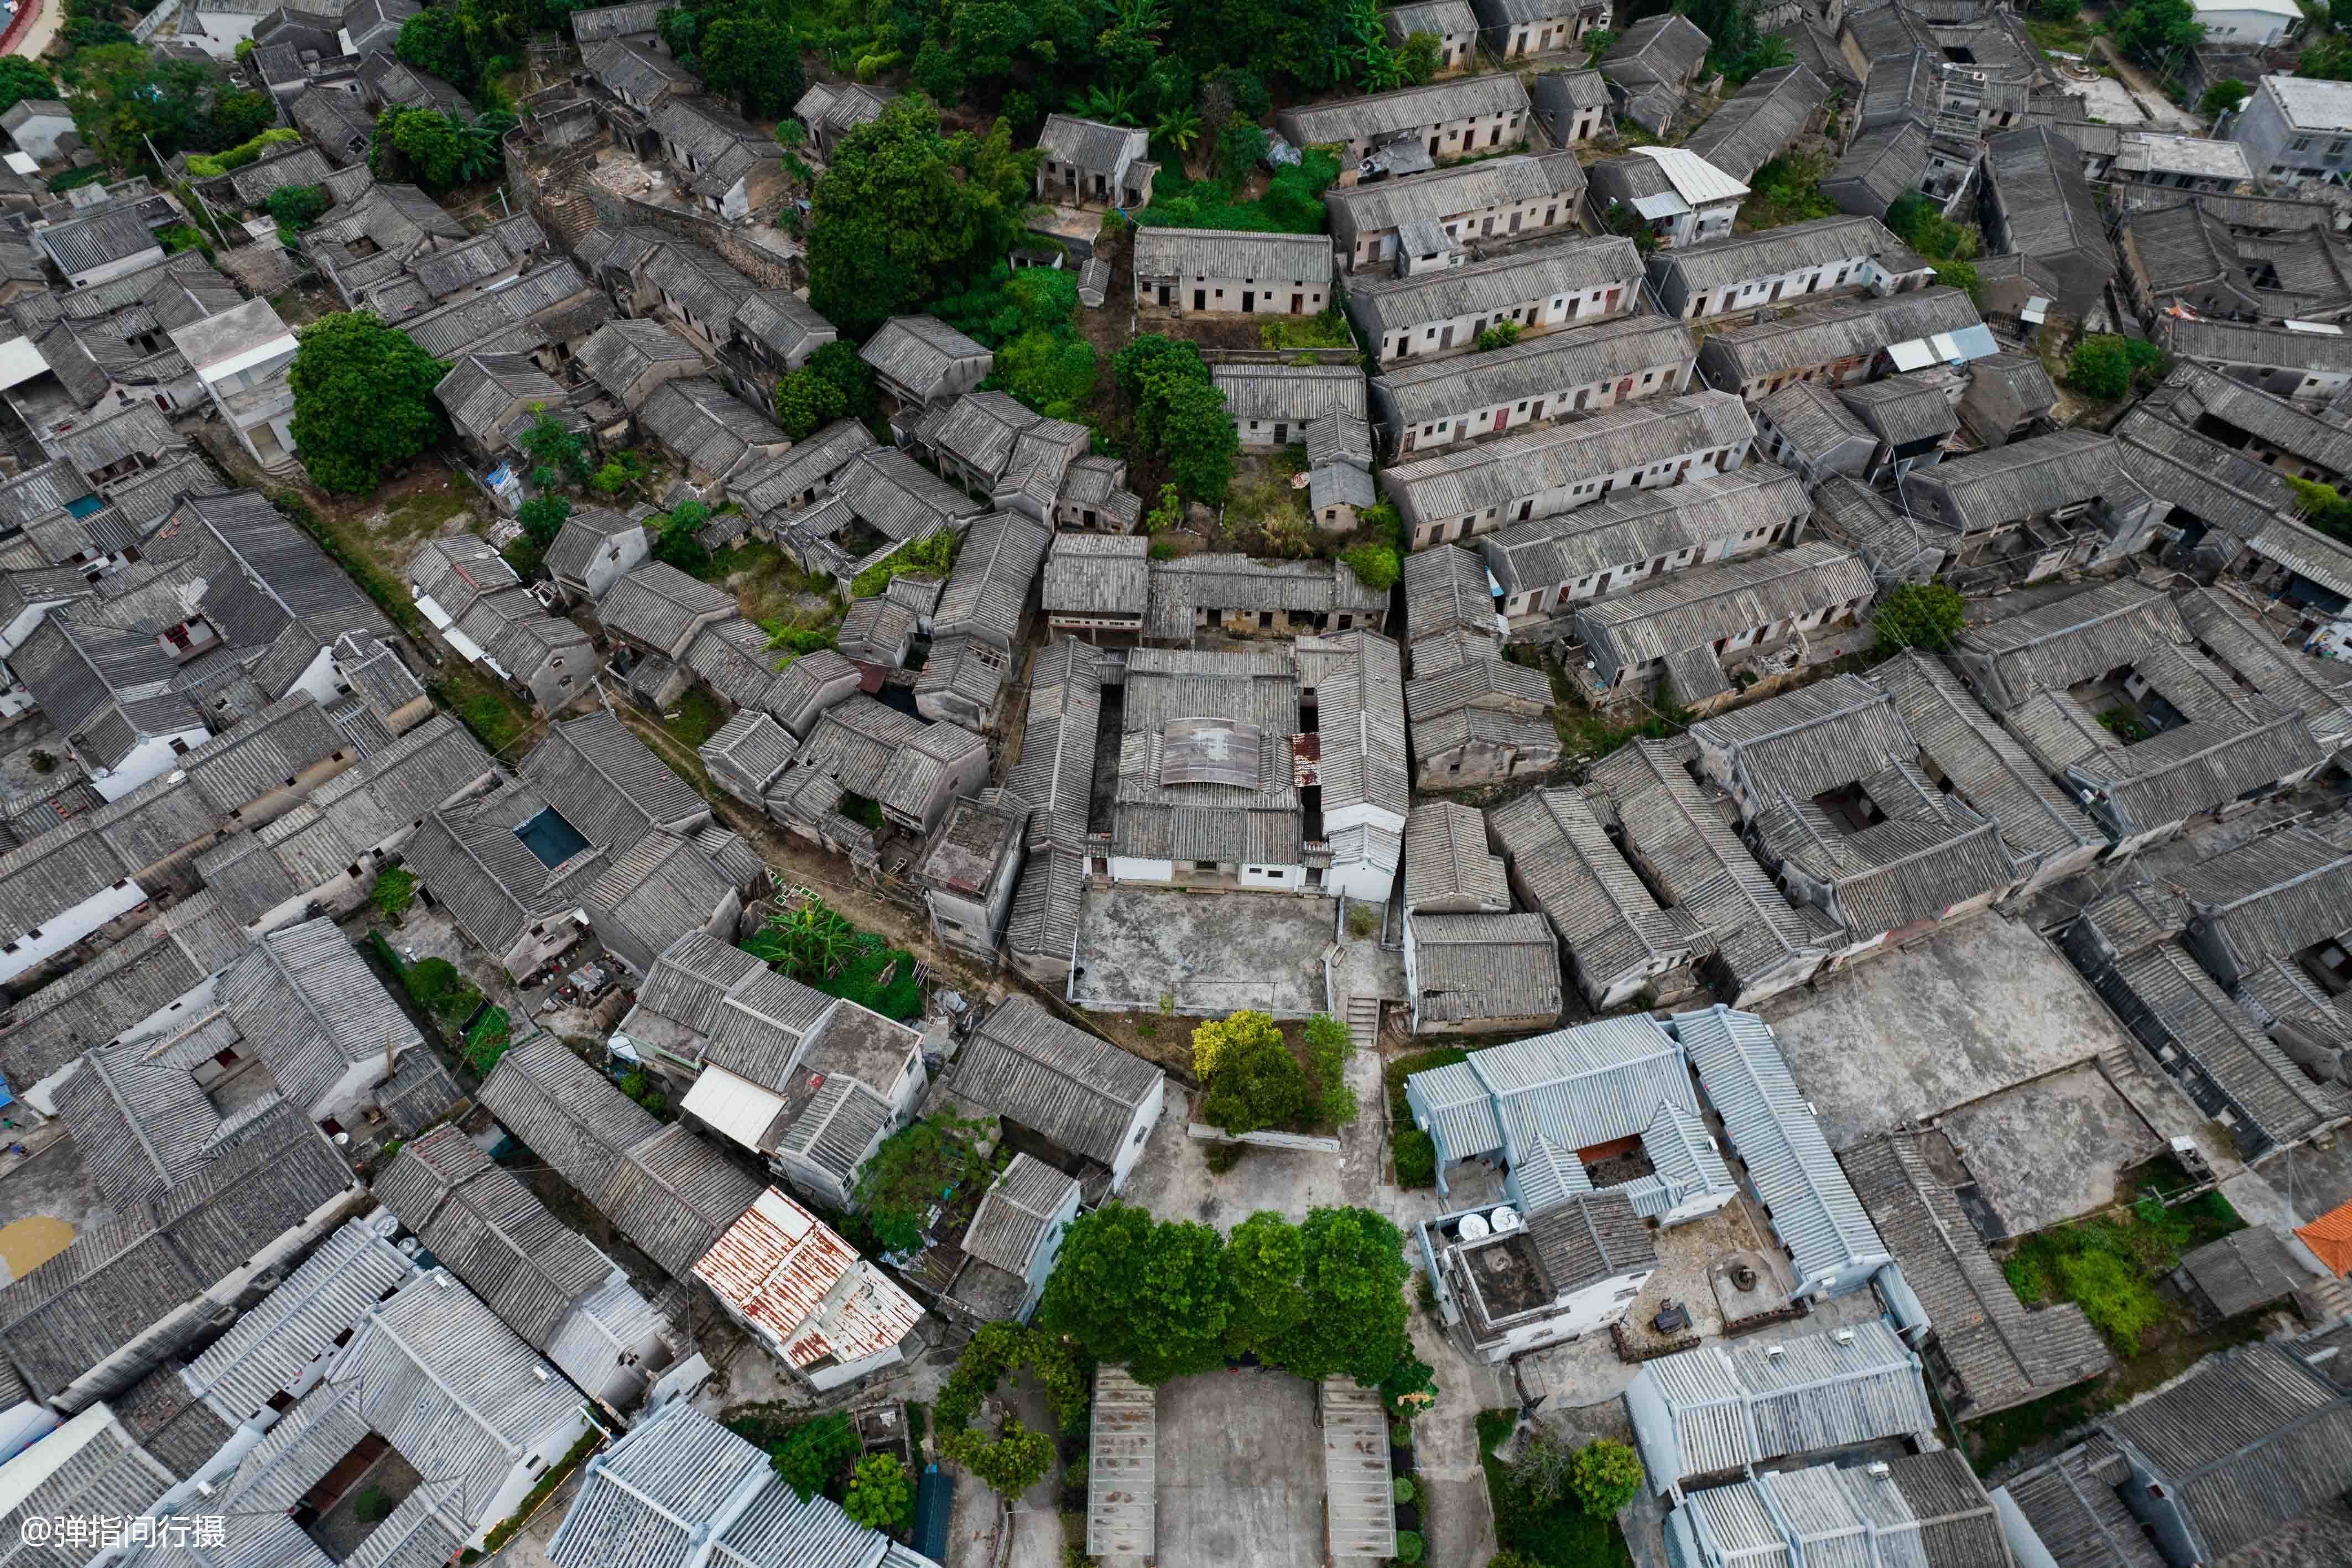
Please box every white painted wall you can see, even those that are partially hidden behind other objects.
[0,879,152,988]
[89,730,209,801]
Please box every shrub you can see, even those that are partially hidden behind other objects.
[1394,1127,1437,1187]
[842,1454,915,1533]
[1341,543,1398,590]
[404,957,462,1013]
[27,748,54,773]
[1396,1530,1427,1564]
[353,1486,393,1523]
[2066,334,2166,400]
[1391,1420,1414,1447]
[265,184,331,230]
[371,865,417,918]
[1568,1439,1644,1518]
[1347,904,1382,939]
[183,125,300,176]
[1393,1476,1417,1505]
[1474,319,1521,351]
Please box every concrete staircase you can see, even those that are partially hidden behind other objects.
[2300,1272,2352,1323]
[2098,1040,2142,1082]
[1346,995,1383,1055]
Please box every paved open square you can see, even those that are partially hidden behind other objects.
[1153,1368,1328,1568]
[1938,1062,2166,1238]
[1759,914,2141,1153]
[1071,886,1336,1017]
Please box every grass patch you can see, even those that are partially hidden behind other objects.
[1260,310,1357,352]
[664,687,729,750]
[381,488,472,544]
[431,663,532,756]
[1477,1410,1634,1568]
[813,937,924,1020]
[2023,14,2096,54]
[2003,1191,2244,1357]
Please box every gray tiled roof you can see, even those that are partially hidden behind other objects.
[1576,540,1874,678]
[1680,64,1826,183]
[1325,150,1586,235]
[1824,120,1933,218]
[1491,786,1711,998]
[1375,312,1694,431]
[1277,73,1529,147]
[1696,286,1983,386]
[961,1152,1078,1275]
[1627,1317,1929,1486]
[547,1399,887,1568]
[216,914,425,1116]
[374,1123,617,1352]
[1348,235,1642,341]
[1131,227,1332,283]
[179,1217,418,1425]
[599,559,735,657]
[1403,800,1508,913]
[478,1030,765,1278]
[2098,1341,2352,1561]
[522,708,709,845]
[1653,213,1913,298]
[948,996,1162,1166]
[0,1105,352,1403]
[1407,910,1563,1024]
[1843,1129,2111,1416]
[858,314,990,394]
[1677,1004,1888,1280]
[1382,390,1754,523]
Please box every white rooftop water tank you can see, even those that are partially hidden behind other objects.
[1490,1206,1521,1233]
[1458,1211,1491,1241]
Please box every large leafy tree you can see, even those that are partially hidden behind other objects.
[698,14,805,116]
[2107,0,2202,65]
[1873,581,1965,653]
[0,58,51,119]
[1112,334,1238,500]
[287,313,449,494]
[806,97,1040,336]
[1035,1203,1231,1384]
[1221,1210,1309,1354]
[397,7,476,91]
[1196,1011,1305,1136]
[69,46,228,164]
[376,105,470,189]
[851,1113,996,1253]
[1259,1207,1412,1383]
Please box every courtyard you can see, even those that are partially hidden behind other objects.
[1069,885,1338,1017]
[1759,912,2141,1153]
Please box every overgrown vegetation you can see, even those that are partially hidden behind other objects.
[1476,1413,1638,1568]
[2004,1191,2244,1356]
[851,526,960,598]
[371,865,418,919]
[742,899,924,1017]
[936,1323,1087,1496]
[1113,334,1239,501]
[2065,334,2167,400]
[1873,581,1965,653]
[2286,474,2352,545]
[1137,148,1342,235]
[1743,154,1838,230]
[1385,1045,1469,1187]
[852,1113,1002,1254]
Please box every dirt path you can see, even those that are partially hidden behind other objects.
[8,0,59,61]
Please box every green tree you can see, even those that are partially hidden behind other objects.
[265,183,331,230]
[774,368,849,438]
[652,500,711,573]
[1222,1211,1309,1353]
[1568,1439,1645,1517]
[1932,257,1981,301]
[943,1419,1055,1494]
[398,7,476,90]
[699,15,805,116]
[2108,0,2202,66]
[0,58,54,119]
[1155,103,1203,157]
[1113,335,1237,499]
[2034,0,2081,20]
[2066,335,2130,398]
[1875,581,1965,652]
[770,1413,860,1502]
[805,340,878,420]
[807,97,1042,336]
[69,46,223,165]
[1199,1014,1305,1137]
[371,865,417,918]
[2199,79,2249,113]
[1397,30,1443,82]
[376,105,470,189]
[287,313,449,494]
[520,408,590,482]
[1257,1206,1411,1383]
[842,1455,914,1532]
[1581,25,1615,60]
[516,493,571,546]
[403,956,464,1014]
[1601,199,1656,254]
[852,1113,996,1254]
[1036,1203,1232,1384]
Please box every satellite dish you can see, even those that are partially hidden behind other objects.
[1490,1206,1521,1233]
[1458,1211,1491,1241]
